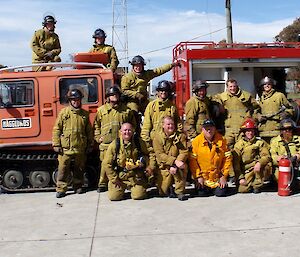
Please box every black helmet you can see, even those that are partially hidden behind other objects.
[279,118,296,130]
[93,28,106,38]
[192,80,208,93]
[67,89,83,100]
[259,76,276,87]
[42,15,56,26]
[105,86,121,97]
[156,80,172,92]
[129,55,145,65]
[202,119,216,127]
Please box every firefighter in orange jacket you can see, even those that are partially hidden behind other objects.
[189,119,232,196]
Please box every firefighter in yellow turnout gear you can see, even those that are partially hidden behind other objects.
[270,118,300,181]
[89,28,119,72]
[52,89,94,198]
[31,15,61,71]
[184,80,212,141]
[94,86,136,192]
[141,80,183,148]
[258,76,294,143]
[233,118,272,193]
[214,78,259,148]
[103,123,156,201]
[121,55,180,114]
[213,78,259,182]
[153,116,189,201]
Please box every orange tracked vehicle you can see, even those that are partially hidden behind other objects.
[0,53,114,192]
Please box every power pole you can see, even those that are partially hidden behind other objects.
[112,0,128,71]
[225,0,233,44]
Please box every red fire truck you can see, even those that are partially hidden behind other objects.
[173,41,300,117]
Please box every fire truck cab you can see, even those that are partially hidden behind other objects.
[173,41,300,116]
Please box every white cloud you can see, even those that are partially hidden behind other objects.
[0,0,295,85]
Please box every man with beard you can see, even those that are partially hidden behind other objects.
[31,14,61,71]
[94,86,136,192]
[52,89,94,198]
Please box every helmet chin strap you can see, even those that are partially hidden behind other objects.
[70,101,81,109]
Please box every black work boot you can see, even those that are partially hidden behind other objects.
[168,186,177,198]
[97,186,107,193]
[177,193,189,201]
[228,176,236,187]
[56,192,66,198]
[253,188,261,194]
[75,188,85,194]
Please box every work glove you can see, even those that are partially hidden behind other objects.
[172,60,181,68]
[135,92,144,101]
[44,52,53,60]
[53,146,62,154]
[112,178,123,188]
[257,115,267,123]
[119,170,135,180]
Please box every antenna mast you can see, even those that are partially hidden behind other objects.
[112,0,128,70]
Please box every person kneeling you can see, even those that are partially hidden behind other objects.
[103,123,155,201]
[189,119,232,197]
[233,118,272,194]
[153,116,188,201]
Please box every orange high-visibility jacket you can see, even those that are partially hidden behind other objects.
[189,132,232,182]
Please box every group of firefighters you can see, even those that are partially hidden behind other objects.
[31,14,300,200]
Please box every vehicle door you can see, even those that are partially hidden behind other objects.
[0,79,40,139]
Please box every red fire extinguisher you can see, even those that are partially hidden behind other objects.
[278,158,291,196]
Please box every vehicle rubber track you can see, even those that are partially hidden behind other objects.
[0,150,58,193]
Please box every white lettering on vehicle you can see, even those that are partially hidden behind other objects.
[1,118,32,130]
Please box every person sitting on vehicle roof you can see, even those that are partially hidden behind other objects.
[31,13,61,72]
[89,28,119,73]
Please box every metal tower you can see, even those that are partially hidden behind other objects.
[112,0,128,70]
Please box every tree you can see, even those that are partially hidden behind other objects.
[275,17,300,81]
[275,17,300,42]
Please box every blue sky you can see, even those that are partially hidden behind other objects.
[0,0,300,83]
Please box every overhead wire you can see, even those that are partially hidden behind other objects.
[121,27,226,60]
